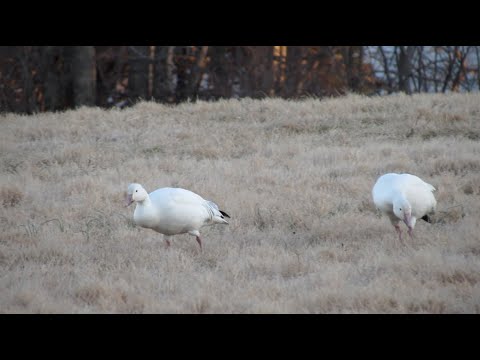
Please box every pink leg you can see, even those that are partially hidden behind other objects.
[394,224,404,244]
[394,224,402,240]
[165,238,171,248]
[195,236,202,250]
[407,227,414,240]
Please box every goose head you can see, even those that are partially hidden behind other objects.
[125,183,148,207]
[393,196,413,228]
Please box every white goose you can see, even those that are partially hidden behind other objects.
[372,173,437,243]
[125,183,230,249]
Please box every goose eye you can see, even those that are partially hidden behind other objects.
[399,208,402,211]
[136,190,138,192]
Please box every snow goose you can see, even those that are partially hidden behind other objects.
[125,183,230,249]
[372,173,437,243]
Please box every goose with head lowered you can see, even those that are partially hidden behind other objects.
[125,183,230,250]
[372,173,437,243]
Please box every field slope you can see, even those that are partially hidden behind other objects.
[1,93,480,313]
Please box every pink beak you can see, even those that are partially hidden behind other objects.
[125,194,134,207]
[403,213,412,228]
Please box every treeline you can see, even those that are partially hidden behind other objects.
[0,46,478,114]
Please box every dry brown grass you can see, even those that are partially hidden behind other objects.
[1,92,480,313]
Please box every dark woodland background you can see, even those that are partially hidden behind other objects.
[1,46,478,114]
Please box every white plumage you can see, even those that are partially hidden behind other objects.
[372,173,437,242]
[125,183,230,249]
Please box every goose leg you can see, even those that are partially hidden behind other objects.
[394,224,403,244]
[188,230,202,250]
[407,227,414,240]
[164,236,171,248]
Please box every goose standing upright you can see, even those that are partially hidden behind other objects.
[372,173,437,243]
[125,183,230,250]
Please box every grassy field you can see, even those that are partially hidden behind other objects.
[1,93,480,313]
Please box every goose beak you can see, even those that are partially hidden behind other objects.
[125,194,134,207]
[403,213,412,228]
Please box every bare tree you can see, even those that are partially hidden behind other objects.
[185,46,209,99]
[476,47,480,91]
[128,46,150,101]
[95,46,129,107]
[284,46,304,98]
[71,46,96,106]
[42,46,64,111]
[153,46,175,102]
[257,46,274,97]
[209,47,232,100]
[451,46,471,91]
[364,46,480,94]
[397,46,415,94]
[18,47,37,113]
[303,46,336,96]
[343,46,364,92]
[1,46,480,114]
[273,46,287,95]
[173,46,190,102]
[377,46,394,93]
[232,46,251,97]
